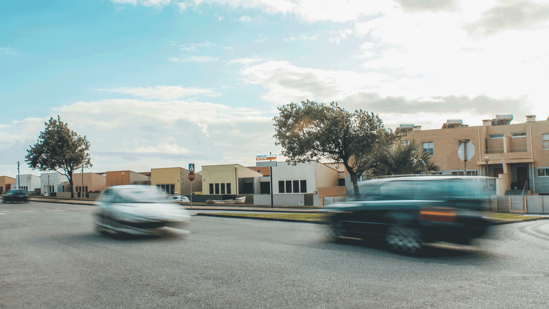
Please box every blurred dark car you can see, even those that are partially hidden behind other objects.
[326,176,496,254]
[2,189,29,203]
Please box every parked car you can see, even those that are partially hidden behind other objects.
[167,195,190,203]
[326,176,496,254]
[94,186,191,236]
[2,189,28,203]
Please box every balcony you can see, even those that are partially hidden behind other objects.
[510,147,527,152]
[486,148,504,154]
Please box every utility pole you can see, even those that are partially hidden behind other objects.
[81,164,84,199]
[17,161,20,189]
[270,152,274,208]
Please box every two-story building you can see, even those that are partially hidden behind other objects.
[399,115,549,195]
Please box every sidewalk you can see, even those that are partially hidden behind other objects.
[28,197,324,213]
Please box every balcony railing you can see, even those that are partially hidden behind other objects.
[486,148,504,153]
[510,147,527,152]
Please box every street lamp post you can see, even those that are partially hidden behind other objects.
[484,156,490,177]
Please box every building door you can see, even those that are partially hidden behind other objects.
[517,167,528,190]
[493,167,503,178]
[260,182,270,194]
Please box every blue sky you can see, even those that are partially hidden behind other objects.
[2,0,549,177]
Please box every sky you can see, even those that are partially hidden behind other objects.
[2,0,549,177]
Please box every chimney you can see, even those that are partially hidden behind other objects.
[483,119,492,127]
[412,125,421,131]
[526,115,536,122]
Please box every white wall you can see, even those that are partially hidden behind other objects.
[40,173,67,194]
[15,174,41,192]
[315,163,339,188]
[271,162,316,194]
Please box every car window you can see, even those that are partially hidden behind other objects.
[377,181,417,200]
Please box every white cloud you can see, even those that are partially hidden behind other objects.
[0,117,47,150]
[179,41,216,52]
[110,0,172,7]
[134,143,191,154]
[190,0,395,23]
[328,29,354,44]
[239,15,252,22]
[240,60,389,104]
[227,57,265,65]
[177,2,187,12]
[283,35,317,42]
[1,47,20,56]
[100,86,217,100]
[168,56,220,62]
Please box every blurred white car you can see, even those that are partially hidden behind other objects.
[94,186,191,236]
[167,195,190,203]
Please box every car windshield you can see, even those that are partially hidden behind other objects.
[111,187,168,203]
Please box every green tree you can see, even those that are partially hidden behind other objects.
[273,100,399,197]
[26,116,92,198]
[366,141,440,177]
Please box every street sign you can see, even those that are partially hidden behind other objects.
[188,172,195,181]
[458,142,475,161]
[188,163,195,173]
[256,161,277,167]
[256,154,276,161]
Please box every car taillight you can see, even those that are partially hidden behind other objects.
[419,208,456,223]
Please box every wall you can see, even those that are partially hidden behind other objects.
[179,168,202,195]
[40,173,66,194]
[202,165,237,195]
[315,163,339,188]
[72,173,107,192]
[254,194,308,206]
[15,175,41,191]
[0,176,16,193]
[151,167,182,194]
[271,162,316,194]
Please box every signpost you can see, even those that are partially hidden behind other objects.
[188,167,195,207]
[256,154,276,208]
[458,140,475,175]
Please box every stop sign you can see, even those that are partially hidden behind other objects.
[188,172,195,181]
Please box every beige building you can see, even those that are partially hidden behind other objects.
[202,164,262,195]
[72,172,107,196]
[399,115,549,195]
[150,167,202,195]
[0,176,16,193]
[106,170,150,187]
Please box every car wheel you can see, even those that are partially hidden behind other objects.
[385,226,422,255]
[95,216,106,235]
[326,221,344,242]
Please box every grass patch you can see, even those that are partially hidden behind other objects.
[205,213,328,222]
[486,213,546,221]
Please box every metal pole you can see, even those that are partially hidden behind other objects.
[190,181,193,208]
[82,164,84,199]
[463,140,467,176]
[270,165,273,208]
[17,161,20,189]
[48,174,50,196]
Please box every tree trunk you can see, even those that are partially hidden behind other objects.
[350,173,360,198]
[68,172,74,199]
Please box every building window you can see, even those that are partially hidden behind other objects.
[209,183,214,194]
[300,180,307,193]
[490,134,504,139]
[285,180,292,193]
[215,183,220,194]
[293,180,299,193]
[543,134,549,150]
[512,132,526,138]
[422,142,434,156]
[221,183,226,194]
[278,181,285,193]
[226,183,231,194]
[401,140,409,146]
[338,179,345,186]
[538,168,549,177]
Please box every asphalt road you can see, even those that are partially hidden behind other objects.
[1,201,549,308]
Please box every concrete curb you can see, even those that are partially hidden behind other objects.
[488,217,549,225]
[28,198,322,213]
[197,213,549,226]
[195,213,328,224]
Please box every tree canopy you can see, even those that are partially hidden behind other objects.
[26,116,91,198]
[366,141,440,177]
[273,100,400,197]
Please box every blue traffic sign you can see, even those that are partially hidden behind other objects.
[188,163,195,173]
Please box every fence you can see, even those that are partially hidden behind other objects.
[323,196,347,206]
[491,195,549,214]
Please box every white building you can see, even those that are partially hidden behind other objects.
[254,162,346,206]
[40,172,67,195]
[14,174,41,193]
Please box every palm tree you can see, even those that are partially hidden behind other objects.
[366,141,440,177]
